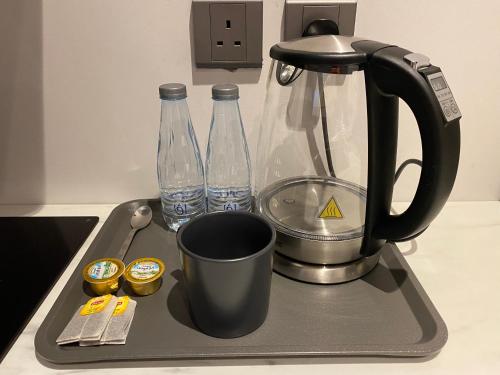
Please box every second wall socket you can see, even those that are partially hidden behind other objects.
[284,0,357,40]
[193,0,263,69]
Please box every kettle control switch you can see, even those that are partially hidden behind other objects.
[423,70,462,123]
[405,52,461,123]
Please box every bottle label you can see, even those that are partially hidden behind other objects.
[208,188,250,212]
[161,187,204,218]
[173,202,188,215]
[223,202,240,211]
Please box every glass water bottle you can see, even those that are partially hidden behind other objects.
[157,83,206,231]
[206,84,252,212]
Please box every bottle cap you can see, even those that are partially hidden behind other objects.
[212,84,239,100]
[159,83,187,100]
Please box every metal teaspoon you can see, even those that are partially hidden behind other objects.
[116,205,153,260]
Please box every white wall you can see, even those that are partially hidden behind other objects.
[1,0,499,204]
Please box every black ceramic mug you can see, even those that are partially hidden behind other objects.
[176,211,276,338]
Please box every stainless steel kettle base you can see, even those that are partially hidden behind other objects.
[273,250,381,284]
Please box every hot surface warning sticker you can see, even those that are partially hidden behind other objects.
[319,196,343,219]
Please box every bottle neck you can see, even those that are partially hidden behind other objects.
[212,99,241,124]
[161,98,190,128]
[161,97,188,110]
[212,98,239,110]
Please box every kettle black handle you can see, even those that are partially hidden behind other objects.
[366,46,460,243]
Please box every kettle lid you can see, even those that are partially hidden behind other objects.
[270,35,368,73]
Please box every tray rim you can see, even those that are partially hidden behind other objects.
[34,199,448,366]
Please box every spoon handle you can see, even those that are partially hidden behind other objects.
[116,228,138,261]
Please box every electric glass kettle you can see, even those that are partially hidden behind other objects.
[256,35,461,284]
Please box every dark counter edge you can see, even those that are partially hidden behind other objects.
[0,215,98,363]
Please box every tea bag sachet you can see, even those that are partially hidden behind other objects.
[78,294,118,345]
[56,304,88,345]
[56,295,117,345]
[56,295,136,346]
[100,296,137,345]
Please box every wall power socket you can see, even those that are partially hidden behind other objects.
[284,0,357,40]
[192,0,263,69]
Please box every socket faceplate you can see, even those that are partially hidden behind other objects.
[192,0,263,69]
[284,0,357,40]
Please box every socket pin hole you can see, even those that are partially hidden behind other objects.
[234,41,241,46]
[217,41,223,46]
[226,20,231,29]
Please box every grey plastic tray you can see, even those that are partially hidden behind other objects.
[35,199,447,366]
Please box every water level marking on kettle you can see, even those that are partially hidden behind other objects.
[319,196,344,219]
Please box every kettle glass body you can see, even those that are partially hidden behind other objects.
[255,35,461,283]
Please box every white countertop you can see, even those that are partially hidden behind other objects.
[1,202,499,374]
